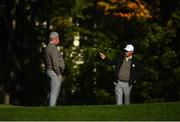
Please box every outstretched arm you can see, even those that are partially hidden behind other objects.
[99,52,116,65]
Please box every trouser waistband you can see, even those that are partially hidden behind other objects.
[118,79,129,83]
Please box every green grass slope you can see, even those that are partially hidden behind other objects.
[0,102,180,121]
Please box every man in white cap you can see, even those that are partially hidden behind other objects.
[99,44,143,105]
[44,32,65,106]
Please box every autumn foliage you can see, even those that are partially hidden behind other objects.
[97,0,151,20]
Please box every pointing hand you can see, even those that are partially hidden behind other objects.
[99,52,106,59]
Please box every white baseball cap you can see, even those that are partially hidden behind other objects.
[124,44,134,52]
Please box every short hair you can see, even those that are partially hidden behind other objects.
[49,32,59,41]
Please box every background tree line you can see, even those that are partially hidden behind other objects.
[0,0,179,106]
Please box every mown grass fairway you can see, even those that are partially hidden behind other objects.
[0,102,180,121]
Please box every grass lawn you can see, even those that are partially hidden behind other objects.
[0,102,180,121]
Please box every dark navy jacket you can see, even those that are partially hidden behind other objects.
[104,54,144,86]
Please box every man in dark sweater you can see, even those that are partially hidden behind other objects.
[45,32,65,106]
[99,44,143,105]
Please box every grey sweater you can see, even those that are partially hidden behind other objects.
[45,43,65,76]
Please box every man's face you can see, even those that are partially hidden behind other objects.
[54,37,60,45]
[125,50,133,57]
